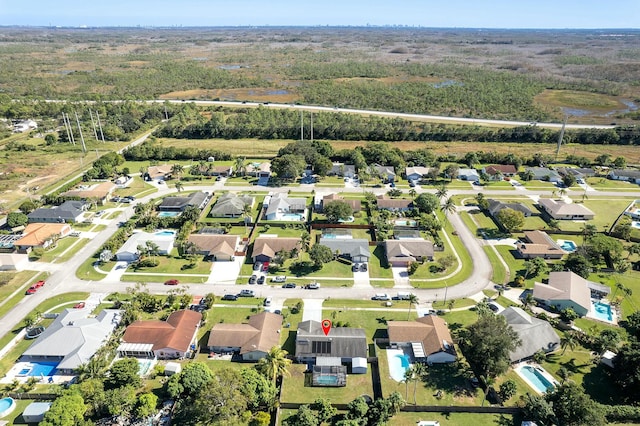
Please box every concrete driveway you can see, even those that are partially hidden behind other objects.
[353,270,372,288]
[302,299,323,322]
[208,257,244,284]
[392,267,411,289]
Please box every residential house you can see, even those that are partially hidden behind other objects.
[538,199,595,220]
[115,231,176,262]
[264,193,307,221]
[499,307,560,363]
[405,166,433,182]
[328,162,356,178]
[0,252,30,271]
[608,169,640,184]
[516,230,565,259]
[295,320,368,369]
[14,223,72,253]
[376,195,413,212]
[210,165,234,177]
[21,308,122,374]
[385,239,434,267]
[27,200,88,224]
[61,182,115,204]
[146,164,173,181]
[525,167,561,183]
[209,193,255,218]
[246,162,272,178]
[207,312,282,361]
[487,199,532,218]
[320,193,361,213]
[533,271,592,316]
[387,315,457,365]
[372,165,396,182]
[186,234,239,261]
[13,119,38,133]
[483,164,517,180]
[158,191,211,212]
[118,310,202,360]
[318,238,371,264]
[252,237,301,263]
[457,168,480,182]
[556,167,592,183]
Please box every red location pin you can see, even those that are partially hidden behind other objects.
[321,319,332,336]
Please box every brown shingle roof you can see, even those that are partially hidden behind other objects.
[388,316,455,357]
[252,237,301,260]
[61,181,115,199]
[377,198,412,209]
[517,230,564,256]
[15,223,70,247]
[485,164,517,175]
[187,234,239,257]
[207,312,282,354]
[122,309,201,353]
[322,194,361,212]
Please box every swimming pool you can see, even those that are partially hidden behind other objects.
[517,365,555,393]
[158,211,180,218]
[155,230,176,237]
[591,300,613,322]
[17,361,58,377]
[281,213,305,221]
[394,219,417,227]
[0,397,16,418]
[137,359,154,376]
[387,349,411,382]
[557,240,577,252]
[315,375,339,385]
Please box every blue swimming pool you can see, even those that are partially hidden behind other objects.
[155,230,176,237]
[518,365,555,393]
[592,301,613,322]
[387,349,411,382]
[558,240,577,252]
[394,219,417,227]
[158,211,180,218]
[0,397,16,418]
[18,362,58,377]
[281,213,304,221]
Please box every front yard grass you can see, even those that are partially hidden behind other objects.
[555,198,634,232]
[483,246,508,285]
[76,257,109,281]
[0,271,44,320]
[322,308,418,342]
[121,274,209,284]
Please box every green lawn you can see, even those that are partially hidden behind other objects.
[368,245,394,279]
[432,298,477,310]
[521,180,558,189]
[555,198,634,232]
[482,181,515,190]
[323,308,418,342]
[587,177,640,191]
[483,246,508,285]
[76,257,109,281]
[127,251,213,275]
[36,237,90,263]
[0,271,43,320]
[113,175,158,197]
[121,274,209,284]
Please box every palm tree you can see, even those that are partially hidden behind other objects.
[402,366,415,402]
[242,203,252,234]
[521,292,536,310]
[412,363,427,404]
[581,223,597,248]
[300,231,311,252]
[627,243,640,260]
[257,345,292,384]
[408,188,417,198]
[560,332,577,355]
[436,183,448,201]
[557,366,572,384]
[407,294,419,320]
[174,181,184,192]
[481,375,495,407]
[170,164,184,179]
[559,188,567,197]
[234,156,246,177]
[441,197,456,226]
[581,189,589,203]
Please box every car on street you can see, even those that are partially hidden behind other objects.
[222,294,238,301]
[74,302,86,309]
[271,275,286,283]
[257,275,266,285]
[33,280,46,288]
[263,297,271,307]
[25,286,38,295]
[164,279,180,285]
[248,275,257,284]
[372,293,391,301]
[305,282,320,289]
[239,289,255,297]
[282,283,296,289]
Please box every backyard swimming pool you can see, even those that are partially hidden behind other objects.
[281,213,305,221]
[155,230,176,237]
[158,211,180,218]
[137,359,154,376]
[0,397,16,418]
[557,239,577,252]
[591,300,614,322]
[516,364,556,394]
[16,361,58,377]
[387,349,412,382]
[394,219,417,227]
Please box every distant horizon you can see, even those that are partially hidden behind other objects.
[2,0,638,29]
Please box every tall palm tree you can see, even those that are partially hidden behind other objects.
[242,203,252,234]
[300,231,311,252]
[412,363,427,404]
[402,366,414,401]
[407,294,419,320]
[408,188,417,198]
[560,332,577,355]
[559,188,567,197]
[170,164,184,179]
[481,375,495,407]
[581,223,597,248]
[441,197,456,227]
[257,345,292,384]
[234,156,246,177]
[174,181,183,192]
[436,183,448,201]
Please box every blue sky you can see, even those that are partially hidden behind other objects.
[1,0,638,28]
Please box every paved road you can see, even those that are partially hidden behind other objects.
[2,179,640,341]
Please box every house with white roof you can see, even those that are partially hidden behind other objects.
[538,199,594,220]
[405,166,433,182]
[21,308,122,374]
[533,271,593,316]
[116,231,176,262]
[264,193,307,221]
[608,169,640,184]
[457,168,480,182]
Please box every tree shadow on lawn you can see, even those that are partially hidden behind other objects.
[581,364,625,405]
[422,363,477,398]
[290,260,317,277]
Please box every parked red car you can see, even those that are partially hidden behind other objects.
[25,287,37,295]
[164,279,180,285]
[33,280,45,288]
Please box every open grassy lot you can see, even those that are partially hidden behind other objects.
[35,237,90,263]
[322,308,418,342]
[554,198,634,232]
[586,177,640,191]
[113,175,159,198]
[157,138,285,158]
[483,246,508,285]
[0,271,44,319]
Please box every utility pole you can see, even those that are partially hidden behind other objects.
[96,111,105,143]
[62,112,75,146]
[89,110,99,140]
[300,110,304,141]
[75,111,87,153]
[310,112,313,142]
[555,114,569,160]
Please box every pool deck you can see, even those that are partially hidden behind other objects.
[586,299,618,325]
[514,362,558,395]
[1,361,75,385]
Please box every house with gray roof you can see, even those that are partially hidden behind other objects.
[116,231,176,262]
[319,238,371,264]
[533,271,592,316]
[457,168,480,182]
[499,307,560,363]
[372,165,396,182]
[609,169,640,184]
[328,162,356,178]
[21,308,122,374]
[525,167,561,183]
[487,199,532,218]
[264,193,307,221]
[209,193,255,218]
[158,191,210,212]
[27,200,88,224]
[405,166,433,182]
[295,320,367,365]
[538,198,594,220]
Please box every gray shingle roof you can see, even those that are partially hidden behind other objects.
[210,193,254,217]
[499,307,560,362]
[159,191,209,211]
[295,320,367,359]
[319,238,371,260]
